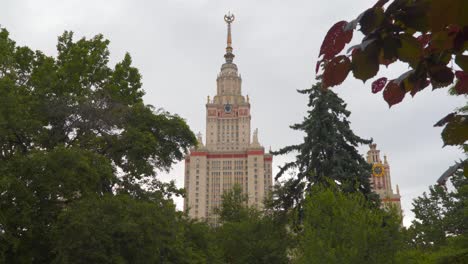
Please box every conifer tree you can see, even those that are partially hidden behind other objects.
[273,82,376,213]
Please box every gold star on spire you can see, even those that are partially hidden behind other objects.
[224,12,235,63]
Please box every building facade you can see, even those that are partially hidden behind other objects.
[367,144,402,216]
[184,14,273,221]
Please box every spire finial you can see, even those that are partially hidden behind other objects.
[224,12,235,63]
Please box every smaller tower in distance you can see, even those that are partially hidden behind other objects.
[367,144,403,219]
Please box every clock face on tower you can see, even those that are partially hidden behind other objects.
[372,163,385,177]
[224,104,232,113]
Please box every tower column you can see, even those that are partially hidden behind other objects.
[184,13,273,222]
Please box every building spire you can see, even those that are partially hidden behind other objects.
[224,12,235,63]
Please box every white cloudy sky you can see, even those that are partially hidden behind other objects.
[2,0,465,226]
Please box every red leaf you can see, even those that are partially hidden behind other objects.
[372,77,387,93]
[453,27,468,52]
[319,21,353,60]
[323,55,352,88]
[383,81,405,107]
[416,34,431,48]
[447,24,461,35]
[455,71,468,94]
[455,71,466,79]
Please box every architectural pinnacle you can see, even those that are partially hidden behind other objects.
[252,128,260,147]
[196,132,204,148]
[224,12,235,63]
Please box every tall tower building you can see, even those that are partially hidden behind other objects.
[184,13,273,221]
[367,144,402,217]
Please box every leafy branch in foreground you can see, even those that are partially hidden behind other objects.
[316,0,467,152]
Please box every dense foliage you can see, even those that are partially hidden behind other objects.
[273,83,376,217]
[296,184,401,264]
[214,186,291,264]
[53,195,190,264]
[397,169,468,263]
[0,28,197,263]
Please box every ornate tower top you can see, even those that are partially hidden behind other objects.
[367,143,382,163]
[213,12,243,102]
[224,12,235,63]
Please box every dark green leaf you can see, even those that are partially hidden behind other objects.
[381,36,401,64]
[396,1,430,31]
[429,65,454,89]
[359,7,385,35]
[429,0,467,31]
[441,115,468,146]
[455,55,468,71]
[397,34,422,68]
[434,113,456,127]
[351,43,380,82]
[430,31,455,53]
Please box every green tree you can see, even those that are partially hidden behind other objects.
[295,184,401,264]
[273,83,376,216]
[181,219,223,264]
[398,169,468,263]
[215,186,291,264]
[52,195,178,264]
[216,184,251,223]
[52,194,221,264]
[0,28,195,182]
[0,27,196,263]
[0,147,115,262]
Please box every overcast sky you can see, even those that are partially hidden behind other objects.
[2,0,465,226]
